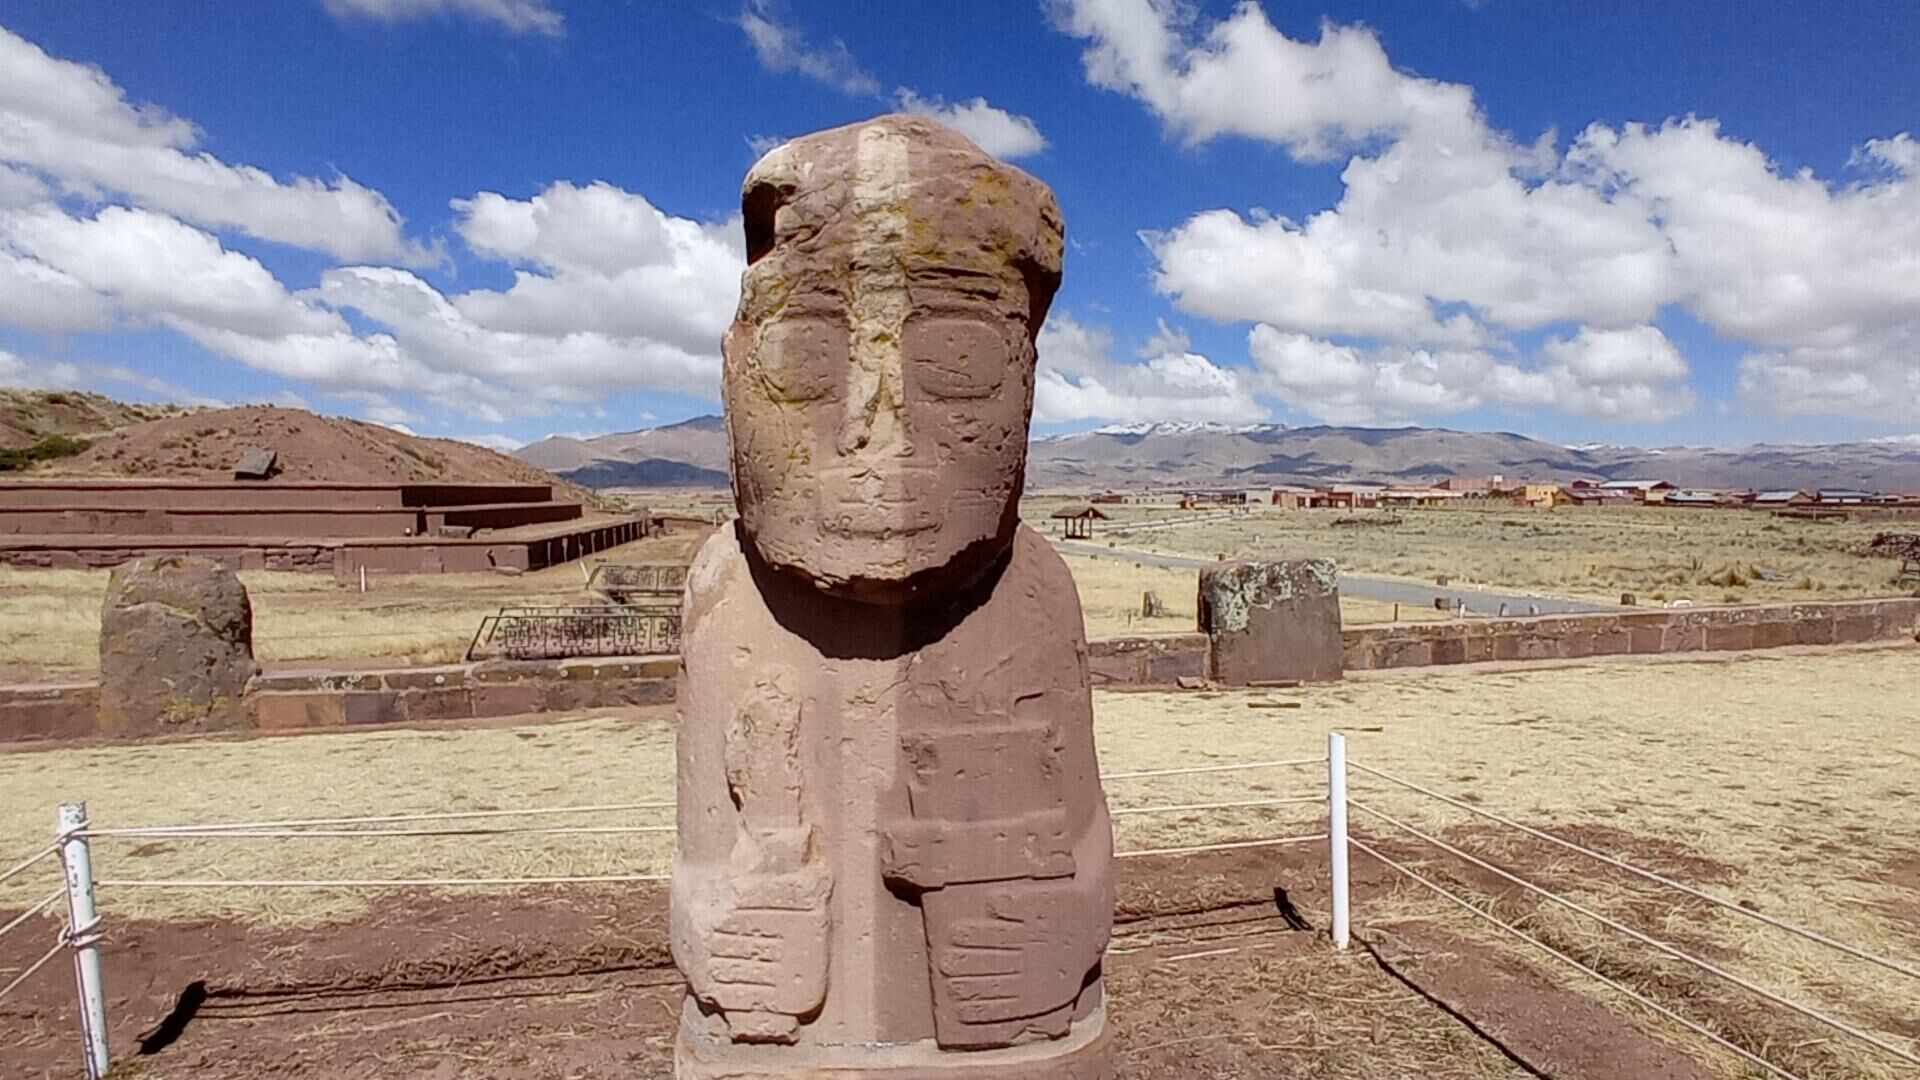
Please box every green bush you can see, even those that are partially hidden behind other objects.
[0,434,91,471]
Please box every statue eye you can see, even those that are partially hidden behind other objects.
[910,319,1007,400]
[752,318,843,402]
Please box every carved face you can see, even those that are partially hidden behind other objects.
[723,116,1063,602]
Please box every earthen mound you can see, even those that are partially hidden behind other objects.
[46,405,576,491]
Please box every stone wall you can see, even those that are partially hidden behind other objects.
[6,597,1916,746]
[0,683,99,742]
[0,516,649,575]
[248,657,677,731]
[1341,597,1920,671]
[0,656,676,744]
[1086,633,1209,686]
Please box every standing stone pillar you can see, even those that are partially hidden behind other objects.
[1198,558,1344,685]
[99,555,258,736]
[672,115,1114,1079]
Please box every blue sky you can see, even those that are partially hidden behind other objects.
[1,1,1917,451]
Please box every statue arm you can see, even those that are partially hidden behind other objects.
[672,535,832,1043]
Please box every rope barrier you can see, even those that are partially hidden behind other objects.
[1103,757,1324,781]
[0,844,56,887]
[1349,760,1920,983]
[94,872,671,889]
[0,936,66,1004]
[1116,834,1326,860]
[1112,795,1321,817]
[0,888,65,943]
[1350,802,1920,1069]
[91,801,675,836]
[86,823,676,840]
[1351,838,1807,1080]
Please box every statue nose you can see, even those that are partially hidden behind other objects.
[837,339,909,458]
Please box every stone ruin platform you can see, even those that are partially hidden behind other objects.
[0,479,648,576]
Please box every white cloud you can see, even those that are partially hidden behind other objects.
[1052,0,1479,159]
[321,0,564,35]
[0,165,745,420]
[1054,0,1920,426]
[737,1,879,96]
[449,181,743,354]
[1248,324,1695,425]
[3,205,340,339]
[0,349,85,391]
[893,91,1047,159]
[0,25,428,263]
[1036,314,1268,424]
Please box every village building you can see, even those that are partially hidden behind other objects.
[1439,474,1507,496]
[1378,486,1467,508]
[1598,479,1676,502]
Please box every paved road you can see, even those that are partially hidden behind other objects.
[1054,539,1618,616]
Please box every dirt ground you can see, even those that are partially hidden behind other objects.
[3,846,1729,1080]
[3,647,1916,1077]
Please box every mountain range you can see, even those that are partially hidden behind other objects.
[514,417,1920,493]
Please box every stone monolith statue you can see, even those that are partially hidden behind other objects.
[672,115,1115,1079]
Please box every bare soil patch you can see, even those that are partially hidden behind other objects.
[1,849,1715,1080]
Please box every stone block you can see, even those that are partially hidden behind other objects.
[1085,652,1141,686]
[1197,558,1343,685]
[341,691,402,726]
[1145,645,1207,683]
[1662,624,1706,652]
[1429,635,1468,666]
[98,555,257,738]
[1380,637,1434,668]
[0,685,100,742]
[471,683,541,718]
[401,686,475,721]
[1629,625,1666,654]
[251,691,346,731]
[1750,618,1797,650]
[1703,624,1755,652]
[1794,613,1837,646]
[1832,616,1882,644]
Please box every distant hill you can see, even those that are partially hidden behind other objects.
[517,414,1920,494]
[1029,423,1920,491]
[517,414,730,488]
[27,403,587,496]
[1027,423,1593,488]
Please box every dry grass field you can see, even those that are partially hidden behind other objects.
[0,531,708,680]
[1062,549,1440,635]
[1025,497,1917,605]
[0,525,1423,680]
[1,646,1914,1075]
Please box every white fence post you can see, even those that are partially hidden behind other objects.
[57,802,109,1080]
[1328,732,1351,950]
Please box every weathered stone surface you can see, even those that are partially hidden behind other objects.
[722,114,1063,604]
[1197,558,1344,685]
[676,114,1111,1079]
[98,555,257,737]
[0,684,99,742]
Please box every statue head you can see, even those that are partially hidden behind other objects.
[723,114,1064,603]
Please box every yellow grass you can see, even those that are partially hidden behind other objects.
[1024,498,1915,605]
[0,532,705,676]
[0,647,1914,1075]
[1063,550,1443,634]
